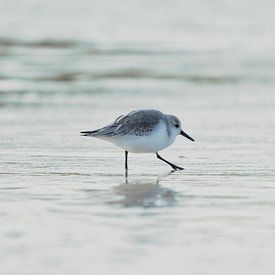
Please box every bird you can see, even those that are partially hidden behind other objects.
[81,109,194,172]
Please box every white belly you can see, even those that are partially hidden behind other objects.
[106,122,176,153]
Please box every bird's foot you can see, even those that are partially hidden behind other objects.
[171,164,184,171]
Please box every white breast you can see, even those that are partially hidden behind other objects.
[107,121,177,153]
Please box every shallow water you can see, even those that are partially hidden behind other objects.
[1,0,275,274]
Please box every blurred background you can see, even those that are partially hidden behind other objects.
[1,0,275,275]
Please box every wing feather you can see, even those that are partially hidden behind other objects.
[83,109,163,137]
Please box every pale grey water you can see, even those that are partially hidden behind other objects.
[1,0,275,274]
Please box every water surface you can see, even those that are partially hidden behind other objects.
[1,0,275,274]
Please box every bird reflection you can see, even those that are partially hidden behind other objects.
[109,171,176,207]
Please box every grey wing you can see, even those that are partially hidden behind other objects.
[81,109,162,137]
[81,124,118,137]
[80,113,129,137]
[112,109,162,136]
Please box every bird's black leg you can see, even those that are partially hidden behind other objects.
[125,151,128,170]
[156,152,184,171]
[125,151,128,176]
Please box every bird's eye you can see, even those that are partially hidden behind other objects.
[175,124,179,128]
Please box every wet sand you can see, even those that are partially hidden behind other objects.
[1,0,275,274]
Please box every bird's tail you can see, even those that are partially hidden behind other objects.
[80,130,100,137]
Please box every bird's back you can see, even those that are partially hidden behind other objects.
[81,109,164,138]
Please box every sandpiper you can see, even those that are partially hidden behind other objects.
[81,109,194,171]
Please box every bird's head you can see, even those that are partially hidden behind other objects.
[168,115,194,142]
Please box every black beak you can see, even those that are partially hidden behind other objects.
[180,130,195,142]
